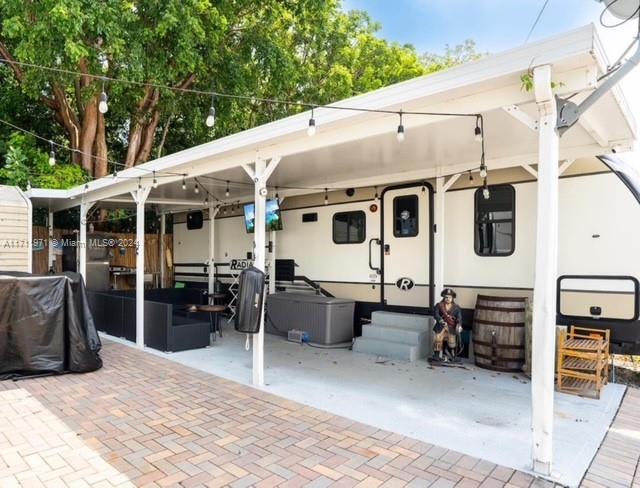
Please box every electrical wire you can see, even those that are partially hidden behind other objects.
[0,56,482,119]
[524,0,551,45]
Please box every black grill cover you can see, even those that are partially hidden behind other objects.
[234,266,266,334]
[0,272,102,379]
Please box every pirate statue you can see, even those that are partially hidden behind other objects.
[432,288,463,362]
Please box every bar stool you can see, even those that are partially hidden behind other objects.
[208,292,226,305]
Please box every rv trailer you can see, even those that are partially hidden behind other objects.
[173,154,640,353]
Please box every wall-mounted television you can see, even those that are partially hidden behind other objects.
[243,199,283,233]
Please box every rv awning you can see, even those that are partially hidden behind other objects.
[28,24,636,212]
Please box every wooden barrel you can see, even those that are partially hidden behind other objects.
[473,295,527,372]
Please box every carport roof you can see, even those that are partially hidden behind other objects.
[28,24,637,213]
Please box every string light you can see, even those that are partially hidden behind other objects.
[324,188,329,205]
[205,92,216,128]
[152,171,158,189]
[468,170,473,183]
[225,181,230,197]
[48,141,55,166]
[194,182,199,194]
[98,81,108,114]
[137,178,141,190]
[84,183,89,193]
[482,178,490,200]
[474,116,482,142]
[307,109,316,137]
[204,195,209,205]
[396,110,405,143]
[275,187,280,204]
[182,177,187,190]
[421,181,426,192]
[26,180,31,191]
[479,162,487,179]
[112,169,119,182]
[374,186,379,201]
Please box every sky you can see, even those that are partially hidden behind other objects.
[342,0,640,153]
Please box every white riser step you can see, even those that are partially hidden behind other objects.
[353,337,422,362]
[362,324,427,345]
[371,311,433,331]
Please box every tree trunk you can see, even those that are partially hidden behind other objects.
[79,94,99,174]
[93,111,108,178]
[136,109,161,164]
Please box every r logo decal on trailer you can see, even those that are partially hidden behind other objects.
[396,277,414,290]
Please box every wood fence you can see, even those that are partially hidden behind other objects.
[31,226,174,288]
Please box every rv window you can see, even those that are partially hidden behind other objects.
[474,185,515,256]
[393,195,419,238]
[333,211,366,244]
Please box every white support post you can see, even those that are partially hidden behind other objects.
[132,187,151,348]
[531,64,559,476]
[78,202,88,281]
[47,209,54,272]
[208,204,218,296]
[160,213,166,288]
[433,175,445,305]
[251,156,281,386]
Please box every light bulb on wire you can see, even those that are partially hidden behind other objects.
[474,116,483,142]
[374,187,379,201]
[225,181,230,197]
[468,170,473,183]
[204,195,209,205]
[479,162,487,179]
[98,81,108,114]
[482,178,490,200]
[324,188,329,205]
[182,177,187,190]
[112,170,119,182]
[205,91,216,127]
[48,141,56,166]
[152,171,158,189]
[396,110,405,143]
[194,182,199,194]
[307,109,316,137]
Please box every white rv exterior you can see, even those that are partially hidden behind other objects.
[173,156,640,347]
[0,185,32,273]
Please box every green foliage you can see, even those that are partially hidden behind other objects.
[520,72,565,92]
[0,132,86,190]
[422,40,484,74]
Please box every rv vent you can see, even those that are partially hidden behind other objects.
[302,212,318,222]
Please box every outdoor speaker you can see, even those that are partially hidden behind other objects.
[186,211,203,230]
[235,266,266,334]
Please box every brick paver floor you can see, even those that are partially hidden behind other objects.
[581,387,640,488]
[0,339,630,487]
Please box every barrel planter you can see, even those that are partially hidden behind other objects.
[472,295,527,372]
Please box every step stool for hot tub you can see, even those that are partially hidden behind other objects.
[353,311,433,362]
[557,326,610,399]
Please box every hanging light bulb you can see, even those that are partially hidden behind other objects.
[374,186,379,201]
[421,182,426,192]
[225,181,230,197]
[152,171,158,189]
[48,141,56,166]
[482,178,490,200]
[324,188,329,205]
[468,170,474,183]
[474,116,483,142]
[194,182,199,194]
[84,183,89,193]
[204,195,209,205]
[112,169,119,182]
[26,180,31,191]
[182,177,187,190]
[205,92,216,127]
[307,108,316,137]
[98,81,108,114]
[137,178,142,190]
[275,187,280,204]
[396,110,405,143]
[479,162,487,179]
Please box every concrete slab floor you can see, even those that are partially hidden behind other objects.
[102,326,625,488]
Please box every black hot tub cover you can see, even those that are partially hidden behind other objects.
[0,271,102,379]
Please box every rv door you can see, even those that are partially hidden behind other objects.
[381,184,431,308]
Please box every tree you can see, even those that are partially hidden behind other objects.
[422,40,484,74]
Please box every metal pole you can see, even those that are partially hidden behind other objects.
[531,64,559,476]
[160,213,166,288]
[47,209,54,272]
[433,176,445,305]
[208,203,217,296]
[253,158,267,386]
[78,202,88,280]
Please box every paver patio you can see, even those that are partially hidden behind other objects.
[0,339,636,487]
